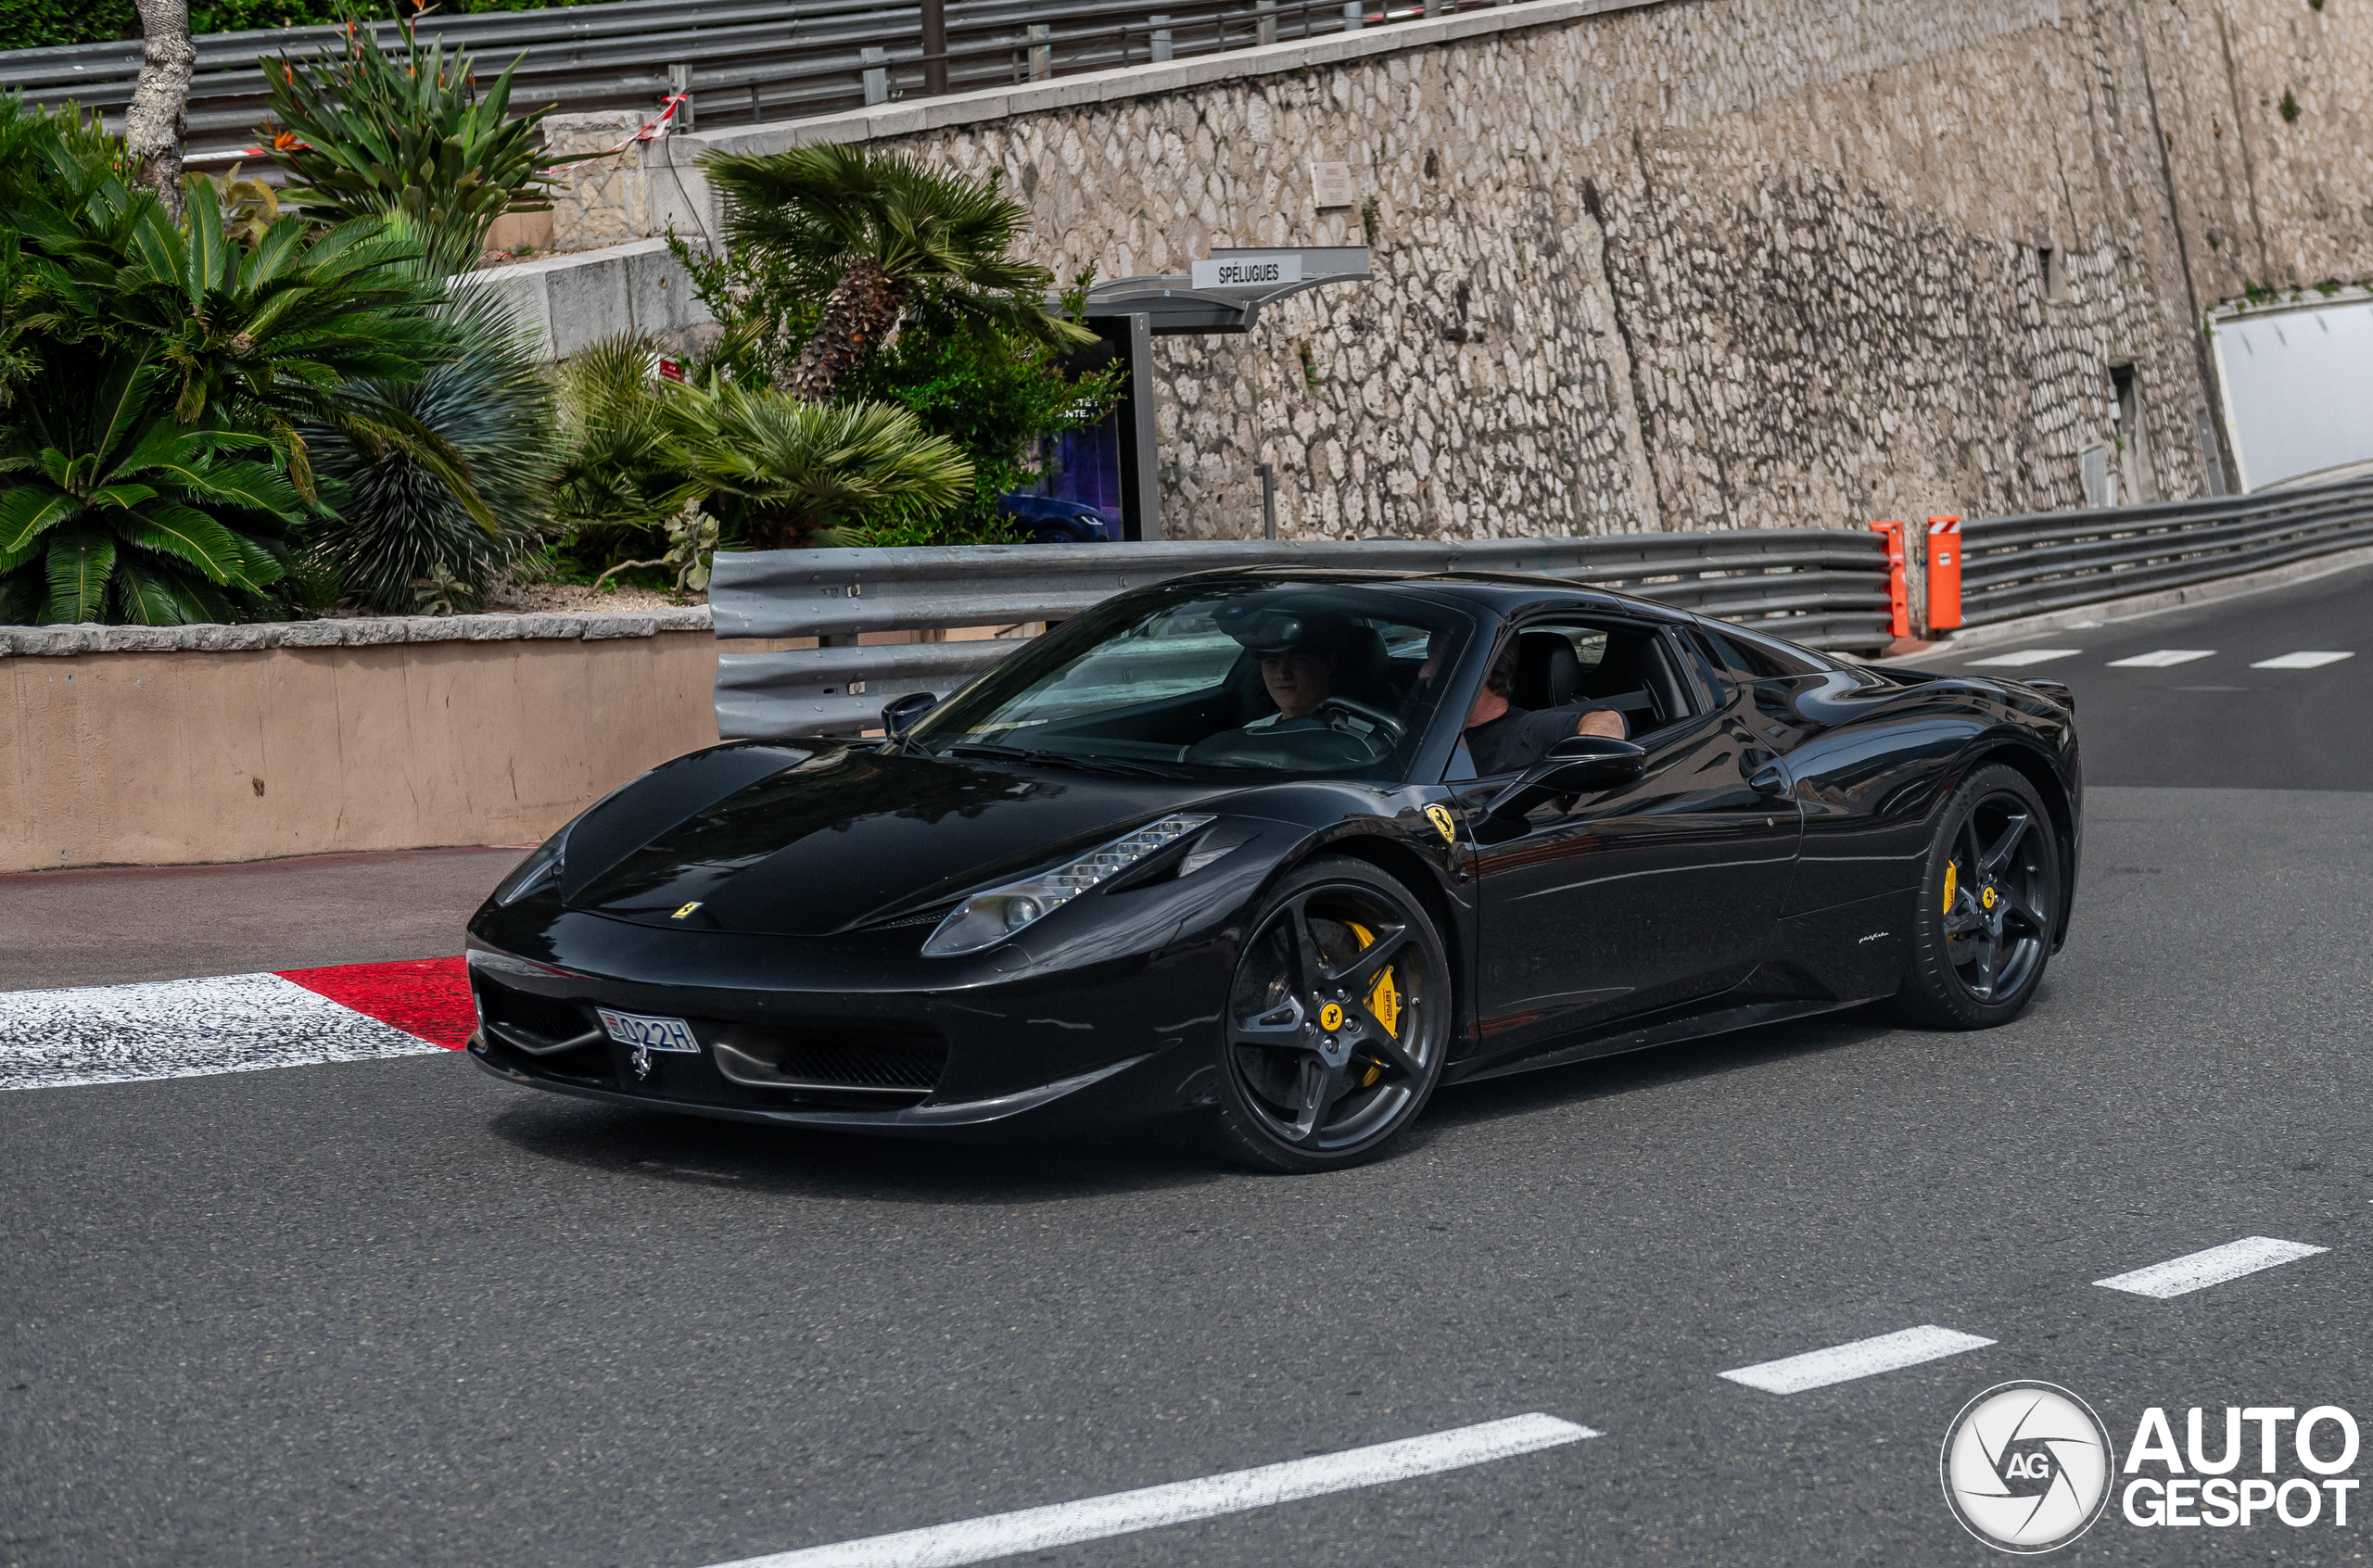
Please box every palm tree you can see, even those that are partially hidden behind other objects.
[660,385,972,550]
[704,142,1093,402]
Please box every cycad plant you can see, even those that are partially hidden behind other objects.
[704,142,1094,400]
[0,97,499,624]
[0,354,307,624]
[265,10,565,259]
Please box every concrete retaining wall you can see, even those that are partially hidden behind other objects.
[0,611,730,873]
[520,0,2373,544]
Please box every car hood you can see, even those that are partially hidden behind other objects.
[565,741,1225,936]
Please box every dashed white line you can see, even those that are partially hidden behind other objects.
[2107,649,2216,667]
[0,973,440,1091]
[2094,1236,2329,1298]
[700,1413,1599,1568]
[1967,649,2084,667]
[1717,1325,1995,1395]
[2250,651,2355,669]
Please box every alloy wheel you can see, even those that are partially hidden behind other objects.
[1225,880,1442,1154]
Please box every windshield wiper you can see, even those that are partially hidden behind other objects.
[945,742,1178,778]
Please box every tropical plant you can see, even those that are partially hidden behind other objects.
[264,10,568,259]
[591,506,719,597]
[0,97,504,624]
[304,264,555,612]
[187,161,282,247]
[674,240,1121,544]
[662,387,972,551]
[551,335,684,541]
[0,354,308,624]
[703,142,1095,400]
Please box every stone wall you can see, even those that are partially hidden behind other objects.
[558,0,2373,540]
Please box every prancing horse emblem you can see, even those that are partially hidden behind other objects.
[1424,803,1458,844]
[631,1043,654,1081]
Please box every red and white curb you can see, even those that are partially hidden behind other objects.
[0,957,475,1092]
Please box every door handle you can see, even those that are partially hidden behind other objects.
[1749,762,1790,797]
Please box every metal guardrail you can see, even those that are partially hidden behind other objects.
[6,0,1514,163]
[709,529,1892,737]
[1958,475,2373,628]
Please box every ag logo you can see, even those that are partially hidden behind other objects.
[1942,1382,2116,1553]
[1424,803,1458,844]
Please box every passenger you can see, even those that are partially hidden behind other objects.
[1454,640,1628,774]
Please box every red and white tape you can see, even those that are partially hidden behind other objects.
[0,957,475,1092]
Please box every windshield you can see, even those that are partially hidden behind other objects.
[905,581,1478,782]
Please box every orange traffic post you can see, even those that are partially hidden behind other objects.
[1925,515,1962,631]
[1869,520,1910,639]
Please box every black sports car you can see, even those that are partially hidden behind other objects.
[465,569,2080,1170]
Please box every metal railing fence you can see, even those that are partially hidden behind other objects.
[1957,475,2373,628]
[709,528,1891,737]
[6,0,1525,164]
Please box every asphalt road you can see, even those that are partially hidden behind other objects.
[5,565,2370,1567]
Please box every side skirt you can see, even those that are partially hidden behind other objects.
[1442,994,1876,1086]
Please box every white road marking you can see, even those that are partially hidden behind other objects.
[1968,649,2083,667]
[2094,1236,2329,1298]
[1718,1325,1995,1395]
[2250,651,2354,669]
[2107,649,2216,667]
[0,973,441,1091]
[701,1413,1598,1568]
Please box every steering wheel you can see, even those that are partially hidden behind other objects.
[1313,696,1407,744]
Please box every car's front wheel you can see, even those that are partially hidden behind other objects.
[1896,764,2062,1029]
[1211,856,1451,1172]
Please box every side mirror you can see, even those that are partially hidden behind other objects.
[1486,736,1647,819]
[881,691,940,738]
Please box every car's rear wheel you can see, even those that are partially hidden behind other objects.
[1896,764,2062,1029]
[1211,857,1451,1172]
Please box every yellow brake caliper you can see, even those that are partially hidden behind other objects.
[1347,922,1402,1086]
[1942,859,1959,916]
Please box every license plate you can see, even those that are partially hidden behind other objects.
[596,1008,701,1054]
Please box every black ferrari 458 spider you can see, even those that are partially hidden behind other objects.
[465,569,2080,1170]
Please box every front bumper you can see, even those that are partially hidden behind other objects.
[463,906,1239,1140]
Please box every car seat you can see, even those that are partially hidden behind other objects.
[1512,631,1583,710]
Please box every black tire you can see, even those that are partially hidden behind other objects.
[1896,764,2062,1029]
[1210,856,1452,1172]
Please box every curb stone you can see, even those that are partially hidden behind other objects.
[0,606,716,657]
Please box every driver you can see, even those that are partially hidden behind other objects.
[1237,613,1377,738]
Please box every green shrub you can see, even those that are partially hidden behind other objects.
[264,10,568,260]
[674,235,1120,546]
[0,354,308,624]
[550,336,971,556]
[663,386,971,551]
[305,265,555,612]
[1,0,592,58]
[0,98,498,624]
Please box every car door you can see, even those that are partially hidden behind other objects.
[1445,618,1802,1069]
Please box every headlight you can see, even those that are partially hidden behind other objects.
[492,831,567,905]
[920,815,1215,956]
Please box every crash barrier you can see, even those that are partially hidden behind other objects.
[708,528,1893,737]
[3,0,1547,163]
[1956,474,2373,629]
